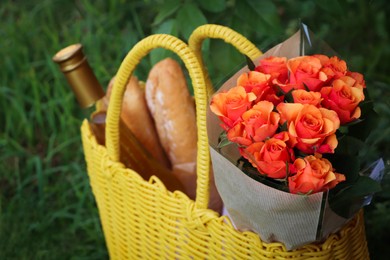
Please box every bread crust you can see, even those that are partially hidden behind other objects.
[105,76,170,168]
[145,58,197,172]
[146,58,222,212]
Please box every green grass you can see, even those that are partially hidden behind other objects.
[1,0,389,259]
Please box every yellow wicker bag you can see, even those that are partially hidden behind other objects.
[81,24,370,259]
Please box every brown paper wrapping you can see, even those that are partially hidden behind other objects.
[207,29,351,250]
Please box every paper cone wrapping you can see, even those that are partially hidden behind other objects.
[207,29,353,250]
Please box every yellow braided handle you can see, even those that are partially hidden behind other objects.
[189,24,263,97]
[105,34,210,210]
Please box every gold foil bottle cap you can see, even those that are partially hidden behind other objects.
[53,43,105,108]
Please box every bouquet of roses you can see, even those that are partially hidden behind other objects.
[207,27,383,250]
[211,54,366,194]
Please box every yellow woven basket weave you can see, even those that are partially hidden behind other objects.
[81,24,370,259]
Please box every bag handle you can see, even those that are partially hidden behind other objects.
[105,34,210,210]
[188,24,263,97]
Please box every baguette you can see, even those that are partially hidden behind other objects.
[104,76,170,168]
[145,58,222,212]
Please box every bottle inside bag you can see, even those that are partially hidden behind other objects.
[52,43,185,193]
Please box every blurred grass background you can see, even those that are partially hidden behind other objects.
[1,0,389,259]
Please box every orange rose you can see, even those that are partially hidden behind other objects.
[237,71,270,92]
[227,101,280,146]
[288,154,346,194]
[346,71,366,89]
[227,123,252,146]
[210,86,256,130]
[242,132,294,179]
[314,55,347,83]
[276,103,340,154]
[242,101,280,142]
[255,56,288,83]
[313,54,330,65]
[292,89,322,107]
[237,71,282,105]
[286,56,327,92]
[320,76,365,124]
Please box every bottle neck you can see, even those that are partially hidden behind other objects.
[53,44,105,108]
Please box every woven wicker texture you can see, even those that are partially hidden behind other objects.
[189,24,263,97]
[81,25,370,259]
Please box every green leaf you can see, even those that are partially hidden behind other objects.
[152,0,181,26]
[245,55,256,70]
[176,3,207,40]
[315,0,343,15]
[217,131,230,148]
[198,0,226,13]
[246,0,282,35]
[217,137,232,149]
[283,89,294,103]
[341,118,363,127]
[302,83,310,92]
[234,0,267,33]
[274,84,287,97]
[324,153,360,183]
[230,16,252,39]
[334,135,365,156]
[329,176,382,218]
[217,131,232,149]
[359,98,374,114]
[150,19,178,65]
[209,39,244,81]
[348,102,379,141]
[279,121,288,132]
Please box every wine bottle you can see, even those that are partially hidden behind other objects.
[52,43,185,193]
